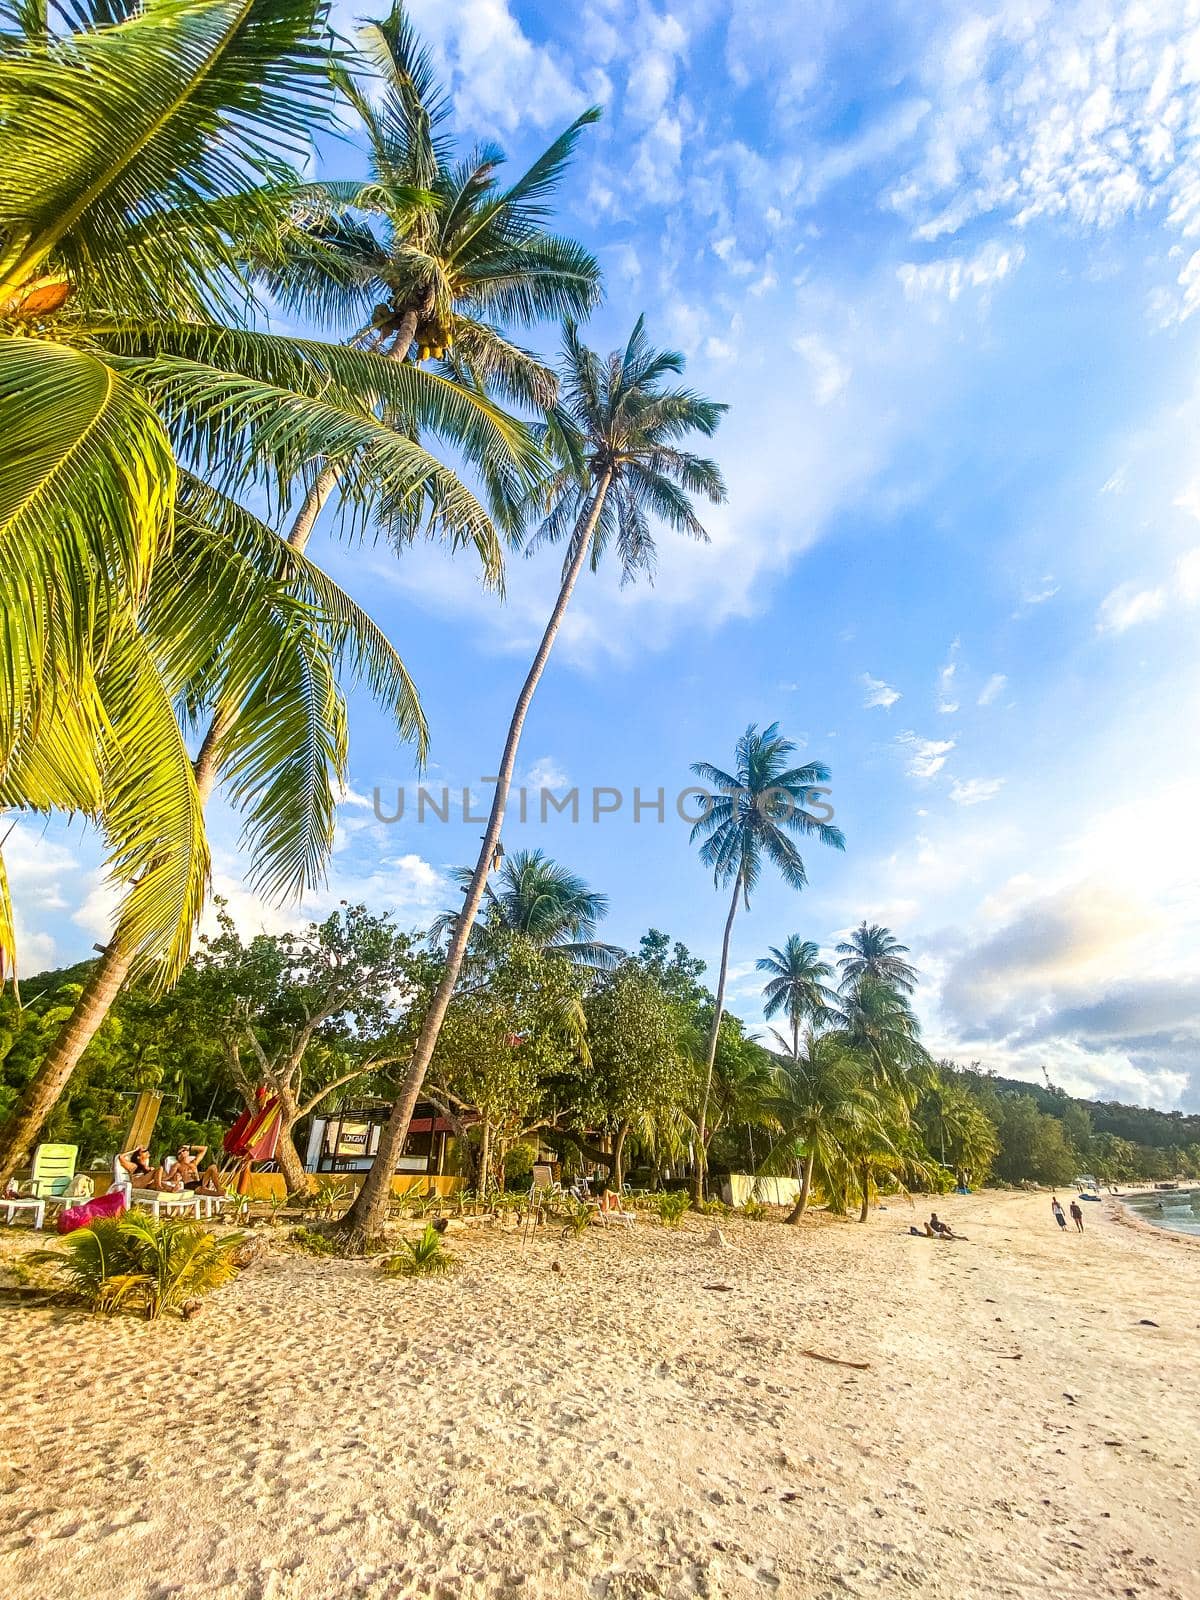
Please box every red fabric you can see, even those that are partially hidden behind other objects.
[57,1188,127,1235]
[223,1094,282,1161]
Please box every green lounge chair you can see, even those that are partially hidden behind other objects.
[24,1143,78,1200]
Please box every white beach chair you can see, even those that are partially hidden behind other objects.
[2,1195,46,1230]
[130,1190,202,1221]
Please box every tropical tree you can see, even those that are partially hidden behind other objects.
[917,1075,999,1188]
[831,972,932,1102]
[688,723,844,1199]
[431,848,621,970]
[0,0,587,1180]
[258,3,603,546]
[180,903,429,1193]
[836,922,918,993]
[337,318,728,1247]
[757,935,836,1060]
[762,1031,912,1222]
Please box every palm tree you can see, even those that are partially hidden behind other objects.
[0,0,543,1177]
[831,973,932,1102]
[337,317,727,1246]
[258,4,602,547]
[917,1075,998,1188]
[836,922,918,993]
[763,1032,889,1221]
[432,848,622,969]
[688,723,844,1200]
[757,935,836,1060]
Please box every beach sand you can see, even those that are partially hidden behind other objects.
[1,1189,1196,1599]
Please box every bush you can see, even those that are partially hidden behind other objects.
[651,1191,691,1227]
[34,1213,244,1320]
[741,1199,770,1221]
[289,1225,337,1256]
[380,1223,456,1278]
[558,1197,595,1239]
[502,1143,534,1189]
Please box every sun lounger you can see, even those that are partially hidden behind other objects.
[2,1196,45,1230]
[130,1189,203,1221]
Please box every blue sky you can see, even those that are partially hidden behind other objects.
[15,0,1200,1110]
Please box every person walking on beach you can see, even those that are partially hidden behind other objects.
[1069,1199,1084,1233]
[1051,1196,1068,1231]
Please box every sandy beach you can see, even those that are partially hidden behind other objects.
[1,1189,1196,1600]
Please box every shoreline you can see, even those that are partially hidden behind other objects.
[1,1188,1197,1599]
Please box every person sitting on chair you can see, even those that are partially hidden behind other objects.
[164,1144,224,1196]
[113,1146,164,1194]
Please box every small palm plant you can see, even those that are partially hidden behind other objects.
[558,1197,595,1240]
[652,1191,691,1228]
[35,1214,245,1320]
[380,1222,456,1277]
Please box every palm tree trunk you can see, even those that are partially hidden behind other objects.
[335,471,615,1250]
[691,871,742,1204]
[858,1161,870,1222]
[611,1121,629,1192]
[477,1119,492,1199]
[0,722,227,1186]
[785,1151,815,1225]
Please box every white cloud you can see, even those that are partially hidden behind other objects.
[897,731,956,779]
[949,777,1005,806]
[1096,580,1168,633]
[401,0,587,132]
[977,673,1007,707]
[899,241,1025,302]
[792,334,851,403]
[525,755,570,791]
[936,638,959,713]
[860,673,901,710]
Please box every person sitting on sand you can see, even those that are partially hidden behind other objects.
[928,1212,954,1238]
[163,1144,224,1196]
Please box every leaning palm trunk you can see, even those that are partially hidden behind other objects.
[336,471,614,1249]
[0,741,228,1185]
[785,1150,815,1224]
[691,871,741,1204]
[0,427,364,1186]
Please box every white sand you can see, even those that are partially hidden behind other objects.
[1,1189,1197,1599]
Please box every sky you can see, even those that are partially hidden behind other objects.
[15,0,1200,1111]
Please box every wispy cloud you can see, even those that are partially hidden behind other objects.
[977,673,1007,707]
[936,639,960,714]
[899,241,1025,303]
[949,777,1005,806]
[1096,581,1168,634]
[897,731,955,779]
[861,672,901,710]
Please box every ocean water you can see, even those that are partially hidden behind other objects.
[1121,1187,1200,1238]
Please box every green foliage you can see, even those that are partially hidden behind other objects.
[34,1213,244,1320]
[381,1222,455,1277]
[502,1142,534,1189]
[741,1199,770,1221]
[650,1190,691,1227]
[558,1198,595,1239]
[288,1225,337,1256]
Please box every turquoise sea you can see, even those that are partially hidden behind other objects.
[1121,1187,1200,1238]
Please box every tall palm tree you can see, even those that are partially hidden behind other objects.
[917,1075,998,1188]
[337,317,727,1246]
[0,0,542,1177]
[431,848,622,969]
[757,935,836,1060]
[688,723,844,1200]
[831,973,932,1102]
[258,4,602,548]
[836,922,918,993]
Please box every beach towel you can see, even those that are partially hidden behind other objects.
[57,1188,128,1235]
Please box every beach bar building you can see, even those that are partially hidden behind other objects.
[303,1098,460,1187]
